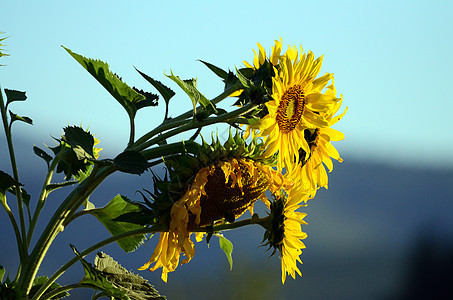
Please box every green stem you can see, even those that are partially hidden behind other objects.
[137,102,257,152]
[40,283,106,300]
[0,88,27,279]
[130,80,242,151]
[128,114,135,147]
[171,80,243,122]
[19,165,116,295]
[0,194,27,262]
[31,215,267,299]
[27,151,63,246]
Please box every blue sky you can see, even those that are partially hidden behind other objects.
[1,0,453,168]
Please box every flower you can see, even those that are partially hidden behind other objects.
[262,189,309,284]
[253,44,341,174]
[291,85,347,194]
[140,134,293,282]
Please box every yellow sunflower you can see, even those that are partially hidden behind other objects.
[262,189,309,284]
[140,157,293,282]
[256,44,341,173]
[291,85,347,194]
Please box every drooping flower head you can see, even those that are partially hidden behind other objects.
[139,132,293,281]
[261,189,309,284]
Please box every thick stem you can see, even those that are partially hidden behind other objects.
[137,102,257,151]
[0,194,27,262]
[0,88,27,279]
[27,152,63,246]
[130,81,242,151]
[19,165,116,295]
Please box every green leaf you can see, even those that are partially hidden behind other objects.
[218,235,234,271]
[0,265,4,282]
[135,68,175,104]
[33,146,53,168]
[88,194,147,252]
[63,126,95,160]
[235,67,253,89]
[4,89,26,108]
[9,111,33,125]
[30,276,69,299]
[0,170,22,194]
[166,70,217,115]
[95,252,166,299]
[71,245,128,300]
[198,60,228,79]
[63,46,145,119]
[132,87,159,109]
[114,150,148,175]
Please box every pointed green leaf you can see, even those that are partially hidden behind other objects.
[135,68,175,104]
[132,87,159,109]
[63,46,145,119]
[0,170,22,194]
[9,111,33,125]
[33,146,53,168]
[88,194,147,252]
[95,252,166,299]
[114,150,148,175]
[71,245,127,299]
[218,235,234,271]
[4,89,26,108]
[235,67,253,89]
[198,60,228,79]
[166,70,217,114]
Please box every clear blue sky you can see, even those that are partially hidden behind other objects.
[1,0,453,168]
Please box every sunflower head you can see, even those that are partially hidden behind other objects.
[139,132,293,281]
[261,190,309,284]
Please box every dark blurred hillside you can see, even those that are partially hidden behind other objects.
[1,144,452,299]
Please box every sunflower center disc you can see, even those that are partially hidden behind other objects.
[276,84,305,134]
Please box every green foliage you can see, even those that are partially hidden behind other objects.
[218,235,234,271]
[0,170,22,194]
[33,145,53,168]
[63,47,146,120]
[4,89,26,110]
[87,195,147,253]
[71,245,128,299]
[94,252,166,300]
[135,68,175,104]
[50,126,98,180]
[198,60,239,92]
[113,150,148,175]
[30,277,69,299]
[166,70,218,116]
[8,111,32,126]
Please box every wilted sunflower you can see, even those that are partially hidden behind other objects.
[262,189,309,284]
[291,83,347,194]
[252,44,341,174]
[140,133,293,282]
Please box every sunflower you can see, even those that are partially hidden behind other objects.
[291,84,347,194]
[252,44,341,174]
[262,189,309,284]
[140,134,293,282]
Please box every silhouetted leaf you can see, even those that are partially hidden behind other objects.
[9,111,33,125]
[4,89,26,108]
[33,146,53,168]
[0,170,21,193]
[135,68,175,104]
[114,151,148,175]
